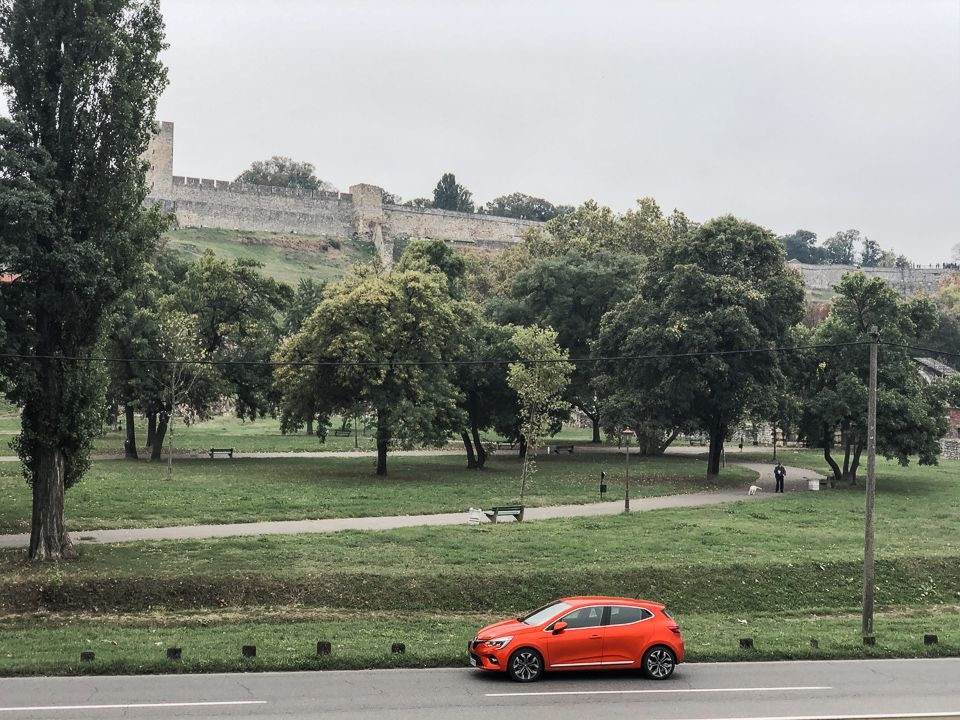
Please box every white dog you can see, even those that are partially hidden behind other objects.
[748,485,763,496]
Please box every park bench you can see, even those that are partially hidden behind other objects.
[331,429,352,437]
[548,444,575,454]
[483,440,516,454]
[208,447,234,459]
[483,505,524,523]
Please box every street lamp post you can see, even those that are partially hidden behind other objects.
[622,427,635,512]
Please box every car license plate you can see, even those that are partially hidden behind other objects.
[469,655,477,667]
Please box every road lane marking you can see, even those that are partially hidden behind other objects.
[486,685,831,697]
[670,714,960,720]
[0,700,267,712]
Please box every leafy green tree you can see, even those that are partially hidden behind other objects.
[823,229,860,265]
[482,192,566,221]
[235,156,335,192]
[274,266,464,475]
[780,229,826,264]
[795,273,945,484]
[595,216,805,476]
[283,278,327,337]
[507,326,573,503]
[432,172,475,213]
[493,249,640,442]
[926,273,960,357]
[860,236,883,267]
[172,251,292,425]
[0,0,167,560]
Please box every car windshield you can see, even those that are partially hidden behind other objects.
[520,601,572,626]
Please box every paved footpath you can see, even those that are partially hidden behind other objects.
[0,449,825,550]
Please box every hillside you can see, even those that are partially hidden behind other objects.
[160,227,375,286]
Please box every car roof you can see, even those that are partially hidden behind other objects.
[560,596,665,609]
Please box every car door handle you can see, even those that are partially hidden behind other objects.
[590,634,602,639]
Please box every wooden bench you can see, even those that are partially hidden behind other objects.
[208,447,234,459]
[483,440,516,454]
[549,444,575,454]
[331,429,352,437]
[484,505,524,523]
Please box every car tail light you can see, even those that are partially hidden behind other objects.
[668,625,681,634]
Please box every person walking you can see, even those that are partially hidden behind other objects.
[774,462,786,493]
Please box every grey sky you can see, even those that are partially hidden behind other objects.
[158,0,959,264]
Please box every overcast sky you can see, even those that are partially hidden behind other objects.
[157,0,959,265]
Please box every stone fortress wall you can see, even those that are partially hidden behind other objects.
[145,122,952,292]
[788,261,951,297]
[144,122,542,264]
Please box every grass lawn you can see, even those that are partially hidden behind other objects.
[0,452,751,533]
[0,438,957,675]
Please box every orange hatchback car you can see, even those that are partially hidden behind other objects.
[469,596,684,682]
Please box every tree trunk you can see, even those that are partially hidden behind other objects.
[461,430,478,469]
[306,418,314,436]
[124,404,138,460]
[471,424,487,469]
[706,424,725,477]
[151,413,169,461]
[842,435,852,479]
[375,408,389,476]
[29,447,76,561]
[848,442,863,485]
[146,409,157,448]
[822,427,841,486]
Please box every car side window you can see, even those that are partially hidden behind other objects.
[608,606,653,626]
[558,606,603,629]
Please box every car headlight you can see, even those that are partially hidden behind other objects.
[482,636,513,650]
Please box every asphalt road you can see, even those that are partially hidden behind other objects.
[0,658,957,720]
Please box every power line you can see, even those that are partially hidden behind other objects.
[0,340,878,369]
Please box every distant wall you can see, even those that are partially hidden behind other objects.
[789,261,950,297]
[144,122,544,264]
[156,176,356,236]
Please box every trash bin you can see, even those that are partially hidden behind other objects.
[808,479,820,491]
[468,508,483,525]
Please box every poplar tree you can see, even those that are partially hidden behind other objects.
[0,0,167,560]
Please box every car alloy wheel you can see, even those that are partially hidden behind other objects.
[507,648,543,682]
[642,646,676,679]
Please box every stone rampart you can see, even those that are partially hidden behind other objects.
[383,204,541,249]
[145,122,543,263]
[789,261,949,297]
[153,178,356,236]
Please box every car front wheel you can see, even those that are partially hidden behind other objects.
[507,648,543,682]
[641,646,676,679]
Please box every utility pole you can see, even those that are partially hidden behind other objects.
[862,326,880,636]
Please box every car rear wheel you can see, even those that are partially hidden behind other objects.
[641,646,676,679]
[507,648,543,682]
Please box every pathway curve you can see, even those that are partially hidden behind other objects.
[0,448,826,550]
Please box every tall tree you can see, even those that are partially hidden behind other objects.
[780,229,826,264]
[494,250,640,442]
[274,266,464,475]
[235,156,335,192]
[595,216,805,476]
[506,326,573,503]
[860,236,883,267]
[0,0,167,560]
[481,192,566,221]
[794,273,946,484]
[432,172,475,213]
[823,229,860,265]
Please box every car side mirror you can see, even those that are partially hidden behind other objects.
[552,621,568,634]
